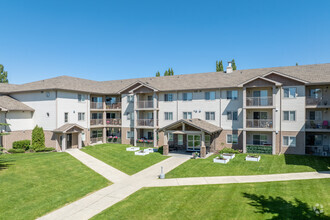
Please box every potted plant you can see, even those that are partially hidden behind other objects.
[135,150,149,156]
[245,154,261,162]
[192,152,199,159]
[213,155,229,164]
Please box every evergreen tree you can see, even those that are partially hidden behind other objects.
[156,71,160,77]
[296,62,299,66]
[0,64,9,83]
[170,68,174,75]
[216,61,219,72]
[164,70,168,76]
[32,125,45,151]
[219,60,223,71]
[231,59,237,70]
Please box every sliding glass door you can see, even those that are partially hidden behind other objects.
[187,134,201,151]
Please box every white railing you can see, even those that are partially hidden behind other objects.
[136,119,158,127]
[90,137,103,143]
[246,97,273,106]
[306,96,329,106]
[305,120,330,129]
[106,118,122,125]
[90,102,103,109]
[246,119,273,128]
[137,101,154,109]
[106,102,121,109]
[90,119,103,126]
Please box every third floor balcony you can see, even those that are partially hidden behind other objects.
[136,119,158,127]
[137,100,154,109]
[246,119,273,129]
[246,96,273,107]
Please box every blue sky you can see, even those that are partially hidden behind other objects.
[1,0,330,84]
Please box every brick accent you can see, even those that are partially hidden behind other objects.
[163,144,169,156]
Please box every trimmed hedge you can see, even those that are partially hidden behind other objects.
[13,140,30,150]
[219,147,240,154]
[8,149,25,153]
[35,147,55,152]
[247,145,272,154]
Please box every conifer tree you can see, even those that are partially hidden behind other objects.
[0,64,9,83]
[156,71,160,77]
[232,59,237,70]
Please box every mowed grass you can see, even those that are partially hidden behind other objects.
[166,153,330,178]
[81,144,169,175]
[92,179,330,219]
[0,152,109,220]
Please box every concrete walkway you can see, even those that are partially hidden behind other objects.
[39,150,330,220]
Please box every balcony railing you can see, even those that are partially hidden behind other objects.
[305,120,330,129]
[90,137,103,143]
[246,97,273,107]
[90,102,103,109]
[136,119,158,127]
[106,102,121,110]
[90,119,103,126]
[106,118,122,126]
[306,96,329,106]
[246,119,273,128]
[137,101,154,109]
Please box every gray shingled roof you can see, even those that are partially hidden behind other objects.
[160,118,222,134]
[1,63,330,94]
[0,95,34,111]
[53,123,84,133]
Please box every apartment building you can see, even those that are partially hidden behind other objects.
[0,63,329,157]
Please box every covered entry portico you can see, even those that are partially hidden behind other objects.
[53,124,85,151]
[160,119,222,158]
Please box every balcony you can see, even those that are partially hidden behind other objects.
[90,137,103,144]
[305,120,330,130]
[246,119,273,128]
[90,119,103,126]
[106,118,122,126]
[90,102,103,109]
[137,101,154,109]
[246,97,273,107]
[136,119,158,127]
[106,102,121,110]
[306,96,330,107]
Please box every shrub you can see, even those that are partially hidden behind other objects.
[247,145,272,154]
[219,147,240,154]
[8,148,25,153]
[0,146,4,155]
[13,140,30,150]
[35,147,55,152]
[158,146,163,154]
[32,125,45,151]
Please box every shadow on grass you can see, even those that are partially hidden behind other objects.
[243,193,328,219]
[284,154,330,171]
[0,156,14,171]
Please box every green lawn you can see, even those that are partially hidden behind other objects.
[166,153,330,178]
[0,152,109,220]
[81,144,169,175]
[92,179,330,219]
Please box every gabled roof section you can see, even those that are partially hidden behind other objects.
[0,95,34,111]
[238,76,282,87]
[53,123,85,133]
[117,80,158,94]
[160,118,222,134]
[263,71,309,84]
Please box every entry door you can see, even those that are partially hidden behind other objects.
[187,134,201,151]
[67,134,72,149]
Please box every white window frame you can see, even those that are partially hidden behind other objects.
[127,95,134,102]
[164,112,173,120]
[178,134,183,145]
[227,134,238,144]
[283,87,297,98]
[205,112,215,120]
[283,136,296,147]
[183,112,192,119]
[283,111,296,121]
[183,92,193,101]
[226,90,238,100]
[227,111,238,121]
[78,94,86,102]
[78,112,85,121]
[168,133,173,142]
[205,91,216,101]
[164,93,173,102]
[64,112,69,123]
[126,131,133,139]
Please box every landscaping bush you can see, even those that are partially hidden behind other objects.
[32,125,45,151]
[247,145,272,154]
[8,148,25,153]
[219,147,240,154]
[13,140,30,150]
[35,147,55,152]
[0,146,5,155]
[158,146,163,154]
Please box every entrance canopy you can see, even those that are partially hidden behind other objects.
[53,123,85,134]
[160,118,222,134]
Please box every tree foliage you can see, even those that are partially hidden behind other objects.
[155,71,160,77]
[0,64,9,83]
[32,125,45,151]
[164,68,174,76]
[216,60,224,72]
[231,59,237,70]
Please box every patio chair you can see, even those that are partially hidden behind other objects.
[310,120,317,129]
[322,120,329,129]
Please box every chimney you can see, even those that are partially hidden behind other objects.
[226,62,233,73]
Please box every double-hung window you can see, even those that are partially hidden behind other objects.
[78,112,85,121]
[164,112,173,120]
[205,112,215,120]
[127,131,133,139]
[227,134,238,144]
[284,88,297,98]
[183,112,192,119]
[283,136,296,147]
[227,111,238,120]
[183,92,193,101]
[64,112,69,123]
[309,111,322,121]
[164,93,173,102]
[205,91,216,100]
[227,90,238,100]
[283,111,296,121]
[78,94,86,102]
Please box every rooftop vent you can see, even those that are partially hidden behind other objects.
[226,62,233,73]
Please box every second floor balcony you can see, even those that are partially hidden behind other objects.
[246,97,273,107]
[106,102,121,110]
[246,119,273,128]
[137,100,154,109]
[305,120,330,130]
[90,119,103,126]
[106,118,122,126]
[90,102,103,109]
[136,119,158,127]
[306,96,330,107]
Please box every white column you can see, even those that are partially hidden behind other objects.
[153,128,157,147]
[103,127,106,143]
[243,130,246,153]
[272,131,276,155]
[243,87,247,108]
[78,132,82,149]
[201,132,205,147]
[134,128,137,146]
[62,134,67,151]
[134,93,137,146]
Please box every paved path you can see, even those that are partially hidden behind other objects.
[39,150,330,220]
